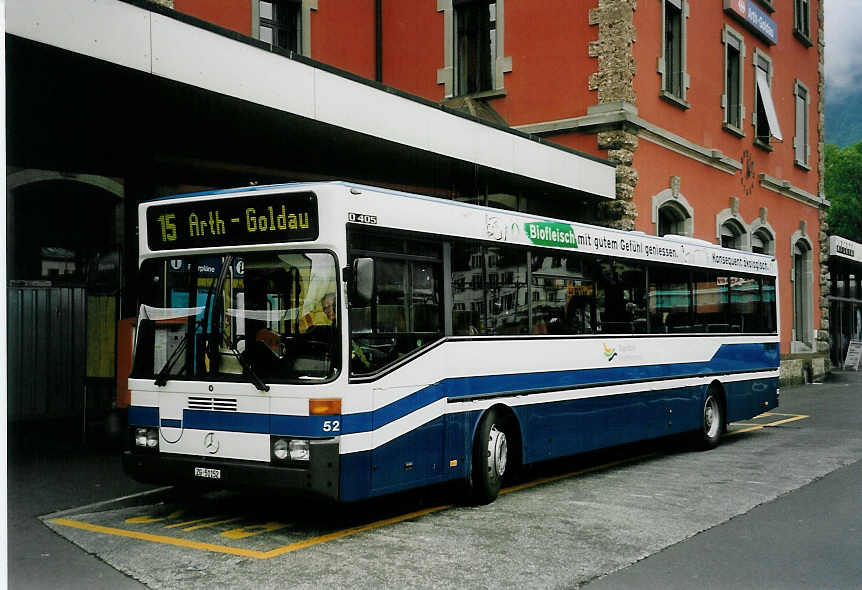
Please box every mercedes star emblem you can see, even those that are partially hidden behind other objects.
[203,432,220,454]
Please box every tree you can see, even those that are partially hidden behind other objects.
[825,141,862,244]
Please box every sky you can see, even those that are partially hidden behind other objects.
[825,0,862,101]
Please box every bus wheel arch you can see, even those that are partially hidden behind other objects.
[467,404,522,504]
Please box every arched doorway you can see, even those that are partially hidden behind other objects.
[7,172,124,435]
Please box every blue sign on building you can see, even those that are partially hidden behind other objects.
[723,0,778,45]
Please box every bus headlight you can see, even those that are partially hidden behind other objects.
[134,427,158,451]
[272,438,289,460]
[289,439,310,462]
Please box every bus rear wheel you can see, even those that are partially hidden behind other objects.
[698,389,724,450]
[469,408,509,504]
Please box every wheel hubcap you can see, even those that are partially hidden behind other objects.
[488,425,508,478]
[704,395,720,438]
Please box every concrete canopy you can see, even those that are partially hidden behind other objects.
[6,0,615,202]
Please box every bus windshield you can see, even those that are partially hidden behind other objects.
[132,251,340,384]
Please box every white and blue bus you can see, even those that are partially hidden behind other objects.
[124,182,779,503]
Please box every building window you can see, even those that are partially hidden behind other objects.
[751,228,774,255]
[657,201,690,237]
[651,185,694,237]
[753,51,782,147]
[794,0,811,43]
[723,26,745,134]
[438,0,511,98]
[659,0,689,106]
[258,1,301,53]
[793,238,812,345]
[720,219,747,250]
[455,0,496,95]
[794,80,811,168]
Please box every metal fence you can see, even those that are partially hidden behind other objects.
[7,286,87,421]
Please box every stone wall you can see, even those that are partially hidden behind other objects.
[780,353,828,386]
[818,210,832,370]
[589,0,638,230]
[815,1,831,374]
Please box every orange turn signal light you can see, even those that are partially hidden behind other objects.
[309,398,342,415]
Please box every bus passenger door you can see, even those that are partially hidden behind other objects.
[370,384,445,494]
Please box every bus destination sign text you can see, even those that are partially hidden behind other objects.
[146,192,319,250]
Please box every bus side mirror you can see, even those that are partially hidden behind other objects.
[352,257,375,306]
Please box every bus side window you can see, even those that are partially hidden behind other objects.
[648,264,692,334]
[694,271,728,333]
[596,259,647,334]
[348,232,444,374]
[451,242,483,335]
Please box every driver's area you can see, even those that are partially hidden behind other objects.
[220,251,340,382]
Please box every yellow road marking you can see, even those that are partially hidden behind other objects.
[50,518,275,559]
[52,503,455,560]
[182,517,243,531]
[221,522,288,539]
[256,505,453,558]
[727,424,767,436]
[760,414,809,427]
[501,454,655,495]
[164,515,224,529]
[125,509,184,524]
[48,454,645,560]
[51,414,809,559]
[727,413,809,436]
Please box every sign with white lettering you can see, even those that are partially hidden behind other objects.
[844,340,862,371]
[723,0,778,45]
[829,235,862,264]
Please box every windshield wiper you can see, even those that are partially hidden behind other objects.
[221,333,270,392]
[154,331,190,386]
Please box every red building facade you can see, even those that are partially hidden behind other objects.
[167,0,827,380]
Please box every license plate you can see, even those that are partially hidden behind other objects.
[194,467,221,479]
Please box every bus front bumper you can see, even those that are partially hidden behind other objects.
[122,440,340,500]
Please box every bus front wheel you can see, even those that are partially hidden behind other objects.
[469,408,509,504]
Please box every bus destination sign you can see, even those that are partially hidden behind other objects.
[146,192,319,250]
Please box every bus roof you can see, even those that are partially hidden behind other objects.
[144,181,777,276]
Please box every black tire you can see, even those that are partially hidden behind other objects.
[698,388,724,450]
[469,408,509,504]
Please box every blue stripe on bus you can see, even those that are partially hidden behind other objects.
[141,410,374,437]
[271,413,373,437]
[130,342,777,439]
[442,342,777,399]
[182,410,270,434]
[341,374,780,501]
[129,406,159,426]
[365,342,777,430]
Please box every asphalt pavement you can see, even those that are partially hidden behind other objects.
[584,369,862,590]
[7,370,862,589]
[7,422,155,590]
